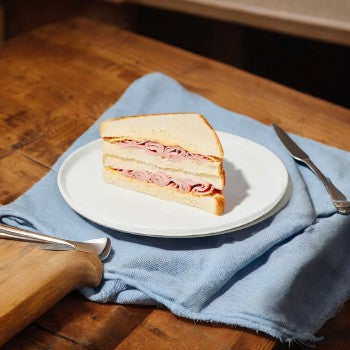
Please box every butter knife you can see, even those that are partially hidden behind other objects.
[0,224,112,260]
[272,124,350,214]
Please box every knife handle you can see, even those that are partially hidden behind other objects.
[301,158,349,213]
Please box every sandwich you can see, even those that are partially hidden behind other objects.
[100,113,225,215]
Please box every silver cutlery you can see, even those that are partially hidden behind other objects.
[0,223,112,261]
[273,124,350,215]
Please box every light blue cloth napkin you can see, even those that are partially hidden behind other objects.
[1,72,349,343]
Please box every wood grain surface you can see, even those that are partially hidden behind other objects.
[0,17,349,349]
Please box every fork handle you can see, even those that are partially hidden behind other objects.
[0,224,75,248]
[301,159,349,214]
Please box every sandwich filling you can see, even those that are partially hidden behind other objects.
[104,138,217,162]
[107,167,220,196]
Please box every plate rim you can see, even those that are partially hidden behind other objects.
[57,132,289,237]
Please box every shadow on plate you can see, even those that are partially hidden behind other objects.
[223,159,250,213]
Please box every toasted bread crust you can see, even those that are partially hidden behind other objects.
[214,193,225,216]
[196,114,224,158]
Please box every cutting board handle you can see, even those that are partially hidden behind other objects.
[0,240,103,346]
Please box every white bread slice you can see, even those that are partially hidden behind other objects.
[102,140,224,178]
[103,155,224,189]
[100,113,223,158]
[104,168,225,215]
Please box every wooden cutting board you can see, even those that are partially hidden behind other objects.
[0,239,103,346]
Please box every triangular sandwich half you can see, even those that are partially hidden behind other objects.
[100,113,225,215]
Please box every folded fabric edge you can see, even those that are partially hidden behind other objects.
[81,275,321,344]
[0,210,52,234]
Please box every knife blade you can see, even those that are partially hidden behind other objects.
[0,232,74,251]
[272,123,349,214]
[39,243,75,251]
[272,124,309,161]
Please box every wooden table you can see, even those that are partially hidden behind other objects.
[0,17,349,350]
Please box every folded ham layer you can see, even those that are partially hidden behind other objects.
[107,167,219,196]
[105,138,217,162]
[102,141,223,177]
[103,155,224,189]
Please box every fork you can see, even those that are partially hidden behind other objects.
[0,223,112,261]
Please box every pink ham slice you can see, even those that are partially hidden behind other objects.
[144,142,165,155]
[113,168,216,196]
[191,182,213,195]
[150,171,172,186]
[163,146,187,160]
[114,139,211,162]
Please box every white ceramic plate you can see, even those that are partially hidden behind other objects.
[57,132,289,237]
